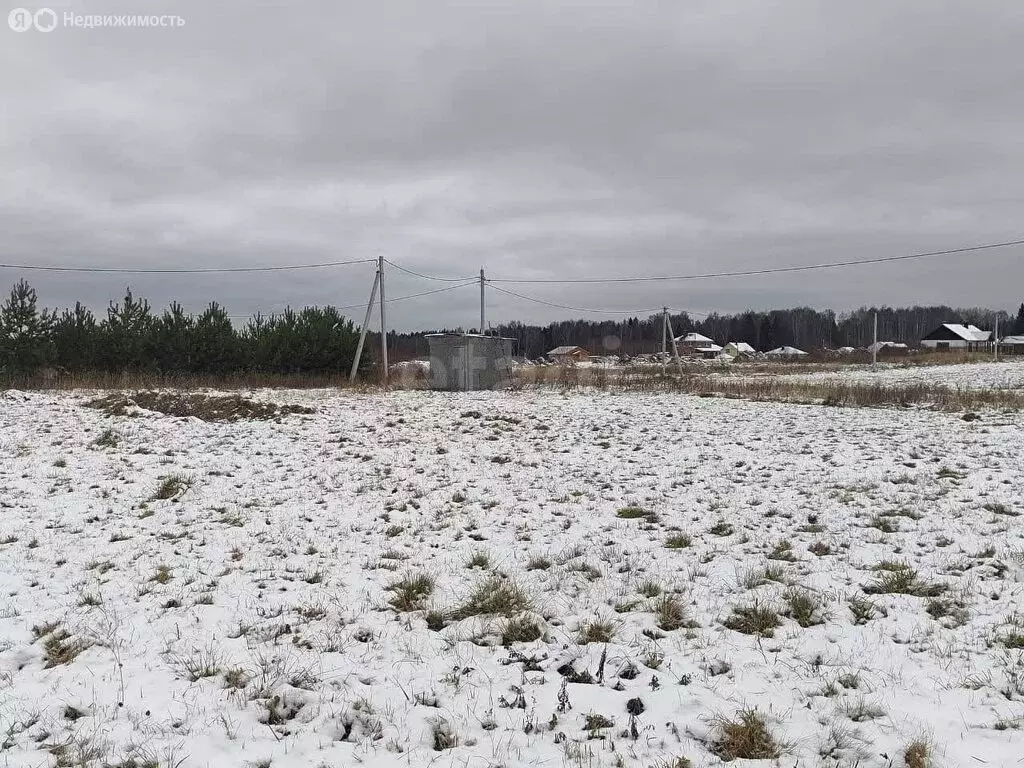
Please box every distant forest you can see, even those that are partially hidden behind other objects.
[392,304,1024,360]
[2,278,1023,376]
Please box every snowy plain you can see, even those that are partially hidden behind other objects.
[771,361,1024,391]
[1,387,1022,768]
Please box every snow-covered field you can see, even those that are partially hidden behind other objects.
[773,361,1024,391]
[1,388,1023,768]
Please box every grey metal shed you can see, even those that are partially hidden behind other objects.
[426,333,514,391]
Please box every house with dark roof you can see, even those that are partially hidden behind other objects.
[920,324,992,352]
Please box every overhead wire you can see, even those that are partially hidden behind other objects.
[484,239,1024,284]
[382,258,476,282]
[488,284,662,316]
[0,257,376,274]
[225,280,478,320]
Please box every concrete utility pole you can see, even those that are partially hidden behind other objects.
[480,268,486,335]
[995,316,1000,361]
[349,267,381,383]
[665,312,685,377]
[378,254,388,383]
[661,307,668,376]
[872,312,878,367]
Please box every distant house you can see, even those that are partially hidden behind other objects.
[695,343,723,359]
[722,341,756,358]
[674,332,715,355]
[547,345,589,364]
[999,335,1024,355]
[920,324,992,352]
[765,346,808,359]
[868,341,909,356]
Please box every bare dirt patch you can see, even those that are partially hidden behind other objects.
[84,391,314,422]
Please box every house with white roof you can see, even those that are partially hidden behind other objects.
[868,341,909,356]
[765,346,808,359]
[998,335,1024,355]
[673,332,715,355]
[722,341,756,359]
[920,324,992,352]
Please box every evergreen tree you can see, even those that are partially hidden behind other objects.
[0,279,52,374]
[152,302,194,373]
[1014,303,1024,335]
[101,288,153,371]
[192,302,237,373]
[51,303,98,372]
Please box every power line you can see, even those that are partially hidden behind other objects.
[383,258,475,282]
[342,280,477,310]
[488,284,663,316]
[225,280,477,320]
[490,284,712,318]
[0,257,376,274]
[485,238,1024,284]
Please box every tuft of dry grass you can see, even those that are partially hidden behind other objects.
[904,740,930,768]
[455,574,531,619]
[501,616,543,645]
[40,626,91,668]
[724,603,781,637]
[578,619,616,644]
[386,572,435,612]
[654,594,695,632]
[712,709,781,760]
[863,565,945,597]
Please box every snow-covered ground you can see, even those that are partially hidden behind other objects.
[1,388,1022,767]
[773,361,1024,391]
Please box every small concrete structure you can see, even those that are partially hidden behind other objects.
[426,333,514,391]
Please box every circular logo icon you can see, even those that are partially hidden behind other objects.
[8,7,34,31]
[34,7,56,31]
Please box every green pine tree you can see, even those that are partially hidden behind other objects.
[0,280,52,375]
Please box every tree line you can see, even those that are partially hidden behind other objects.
[0,280,367,377]
[2,278,1023,376]
[388,304,1024,360]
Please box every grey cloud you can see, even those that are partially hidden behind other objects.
[2,0,1022,329]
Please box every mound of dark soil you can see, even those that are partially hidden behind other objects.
[85,391,314,422]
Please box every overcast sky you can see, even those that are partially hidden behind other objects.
[3,0,1023,329]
